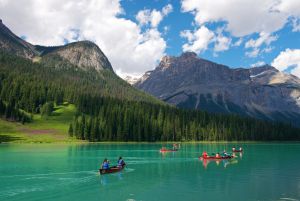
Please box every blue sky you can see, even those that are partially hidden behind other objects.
[0,0,300,77]
[121,0,300,69]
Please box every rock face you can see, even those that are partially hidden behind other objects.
[42,41,113,71]
[0,20,113,72]
[135,52,300,125]
[0,19,37,59]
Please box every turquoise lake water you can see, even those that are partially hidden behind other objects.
[0,143,300,201]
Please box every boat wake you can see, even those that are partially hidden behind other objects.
[0,170,96,179]
[280,198,299,201]
[0,170,98,199]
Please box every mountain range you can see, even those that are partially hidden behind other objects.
[0,19,300,142]
[135,52,300,125]
[1,18,300,126]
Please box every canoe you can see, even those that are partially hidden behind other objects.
[232,150,243,152]
[199,155,233,160]
[160,148,178,152]
[99,164,125,175]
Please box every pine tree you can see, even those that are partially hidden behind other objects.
[68,123,74,137]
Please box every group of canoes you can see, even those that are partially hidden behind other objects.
[200,147,243,160]
[99,146,243,174]
[100,144,180,174]
[99,157,126,175]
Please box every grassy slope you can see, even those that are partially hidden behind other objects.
[0,103,79,143]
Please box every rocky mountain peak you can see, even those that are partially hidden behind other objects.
[180,51,197,59]
[43,40,113,72]
[0,21,113,73]
[250,64,278,75]
[135,53,300,125]
[158,55,174,70]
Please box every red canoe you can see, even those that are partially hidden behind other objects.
[99,164,126,175]
[199,155,233,160]
[232,150,243,152]
[160,148,178,152]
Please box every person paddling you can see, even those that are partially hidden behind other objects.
[102,158,110,170]
[117,156,125,168]
[222,150,228,157]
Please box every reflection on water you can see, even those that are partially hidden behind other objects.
[100,172,124,186]
[232,152,243,159]
[200,158,239,168]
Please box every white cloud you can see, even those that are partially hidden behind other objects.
[136,4,173,28]
[181,0,300,37]
[0,0,170,77]
[162,4,173,16]
[136,9,152,26]
[251,61,266,67]
[291,18,300,32]
[272,49,300,77]
[180,30,194,42]
[262,46,274,53]
[245,48,260,58]
[244,32,277,57]
[180,26,214,53]
[115,69,141,80]
[181,0,300,56]
[214,33,231,52]
[233,38,243,47]
[274,0,300,28]
[245,32,277,49]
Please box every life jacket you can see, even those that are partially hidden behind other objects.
[118,159,124,166]
[102,162,109,169]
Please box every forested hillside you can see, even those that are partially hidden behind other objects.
[0,51,160,116]
[71,96,300,141]
[0,51,299,141]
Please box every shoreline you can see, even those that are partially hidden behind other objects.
[1,140,300,145]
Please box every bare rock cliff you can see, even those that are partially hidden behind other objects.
[135,52,300,125]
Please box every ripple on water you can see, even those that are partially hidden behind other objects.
[0,171,98,199]
[0,187,43,198]
[280,198,299,201]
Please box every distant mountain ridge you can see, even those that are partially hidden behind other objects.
[39,41,113,72]
[135,52,300,125]
[0,19,112,72]
[0,19,37,58]
[0,19,161,104]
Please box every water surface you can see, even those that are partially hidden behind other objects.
[0,143,300,201]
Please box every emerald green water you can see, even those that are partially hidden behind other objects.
[0,143,300,201]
